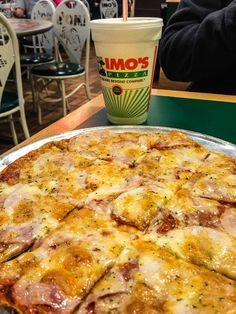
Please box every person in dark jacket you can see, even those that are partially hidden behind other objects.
[160,0,236,94]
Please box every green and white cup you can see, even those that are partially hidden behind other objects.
[90,17,163,125]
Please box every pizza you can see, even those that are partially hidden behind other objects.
[0,129,235,313]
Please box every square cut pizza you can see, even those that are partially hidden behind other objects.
[78,239,236,313]
[0,129,235,313]
[0,208,137,313]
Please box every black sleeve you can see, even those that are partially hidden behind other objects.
[159,0,236,82]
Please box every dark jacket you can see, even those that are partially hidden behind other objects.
[160,0,236,94]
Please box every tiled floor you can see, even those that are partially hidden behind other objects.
[0,43,188,154]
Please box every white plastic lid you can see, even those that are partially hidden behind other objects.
[90,17,163,30]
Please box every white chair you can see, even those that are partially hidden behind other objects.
[21,0,55,71]
[100,0,118,18]
[31,0,55,55]
[80,0,90,13]
[31,0,91,124]
[0,13,29,145]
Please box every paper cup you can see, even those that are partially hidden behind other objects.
[90,17,163,125]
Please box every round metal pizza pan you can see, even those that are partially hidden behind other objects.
[0,126,235,172]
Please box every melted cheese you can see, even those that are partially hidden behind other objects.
[111,186,164,230]
[184,152,236,203]
[79,239,236,314]
[0,209,133,313]
[0,183,74,262]
[0,130,236,313]
[150,226,236,280]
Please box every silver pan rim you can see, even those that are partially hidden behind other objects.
[1,126,235,172]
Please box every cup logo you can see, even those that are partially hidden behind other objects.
[97,57,106,76]
[105,57,149,70]
[96,51,154,122]
[96,56,149,79]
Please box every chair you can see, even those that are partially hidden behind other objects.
[80,0,90,13]
[0,13,29,145]
[100,0,118,18]
[21,0,55,79]
[30,0,55,56]
[31,0,91,124]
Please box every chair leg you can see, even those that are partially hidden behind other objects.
[31,74,37,113]
[60,80,67,116]
[85,84,91,100]
[85,73,91,100]
[26,65,30,80]
[19,107,30,139]
[33,77,43,124]
[66,98,70,112]
[56,80,61,97]
[38,101,43,125]
[9,115,18,145]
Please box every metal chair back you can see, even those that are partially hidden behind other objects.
[53,0,90,64]
[31,0,55,55]
[100,0,118,18]
[0,12,29,144]
[0,13,23,108]
[80,0,90,13]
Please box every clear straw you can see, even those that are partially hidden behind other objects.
[122,0,128,21]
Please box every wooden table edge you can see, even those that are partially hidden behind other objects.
[2,89,236,157]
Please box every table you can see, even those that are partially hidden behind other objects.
[76,90,236,145]
[9,18,53,36]
[1,88,236,158]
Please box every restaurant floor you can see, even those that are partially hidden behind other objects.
[0,43,188,155]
